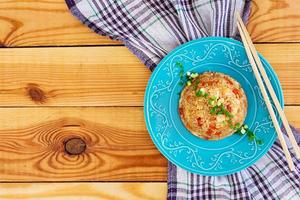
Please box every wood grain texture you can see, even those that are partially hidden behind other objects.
[255,44,300,105]
[0,0,300,47]
[284,106,300,130]
[0,106,299,181]
[0,46,150,106]
[0,44,300,106]
[0,183,167,200]
[0,0,120,46]
[0,107,167,181]
[248,0,300,42]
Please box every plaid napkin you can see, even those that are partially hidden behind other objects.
[66,0,300,199]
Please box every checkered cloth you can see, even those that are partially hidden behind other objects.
[65,0,300,199]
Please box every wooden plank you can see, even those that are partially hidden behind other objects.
[285,106,300,130]
[0,106,298,181]
[255,44,300,105]
[0,0,120,47]
[0,107,167,181]
[0,46,150,106]
[0,0,300,47]
[248,0,300,42]
[0,44,299,106]
[0,183,167,200]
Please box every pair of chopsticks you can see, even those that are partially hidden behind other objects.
[236,13,300,171]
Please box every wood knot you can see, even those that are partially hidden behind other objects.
[64,138,86,155]
[26,83,47,103]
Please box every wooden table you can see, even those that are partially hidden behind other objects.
[0,0,299,199]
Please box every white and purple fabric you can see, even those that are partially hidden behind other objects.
[65,0,300,199]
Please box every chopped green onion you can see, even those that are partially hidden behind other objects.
[196,88,205,97]
[176,62,183,67]
[217,98,224,106]
[233,123,263,144]
[219,104,226,113]
[190,73,199,78]
[195,90,202,97]
[247,132,255,141]
[224,110,233,118]
[208,97,217,106]
[240,128,246,134]
[235,122,241,128]
[208,99,216,106]
[216,110,222,115]
[248,135,255,141]
[256,139,264,145]
[210,106,218,114]
[193,79,200,91]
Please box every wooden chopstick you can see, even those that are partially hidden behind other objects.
[236,13,296,171]
[236,14,300,160]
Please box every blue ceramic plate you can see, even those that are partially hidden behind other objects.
[144,37,283,176]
